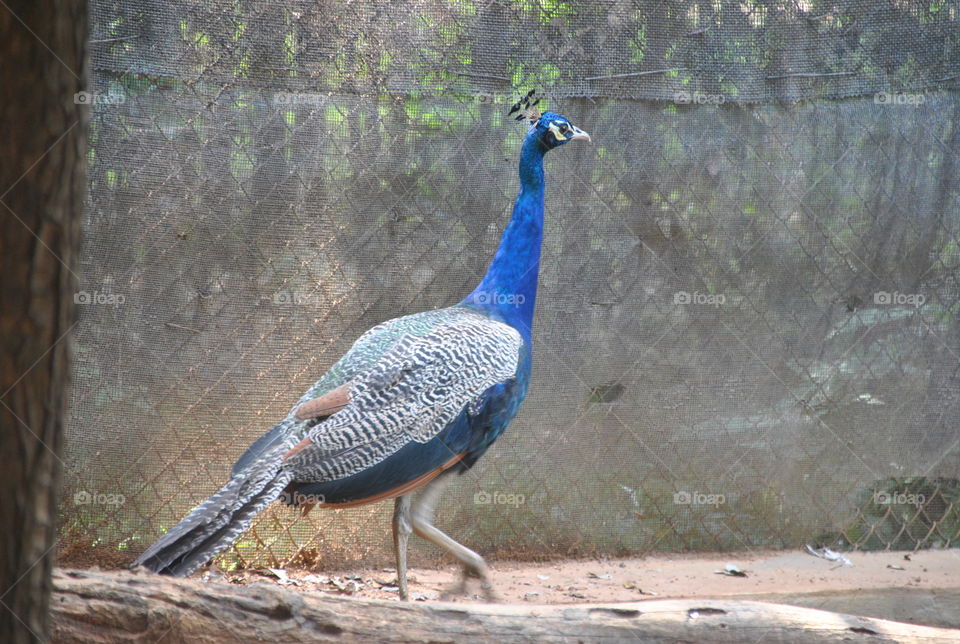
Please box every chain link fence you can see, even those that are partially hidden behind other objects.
[62,0,960,572]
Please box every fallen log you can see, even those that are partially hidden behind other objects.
[51,568,960,643]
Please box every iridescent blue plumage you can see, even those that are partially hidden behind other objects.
[133,106,589,592]
[464,111,587,335]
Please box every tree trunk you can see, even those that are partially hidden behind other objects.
[51,568,960,643]
[0,1,86,641]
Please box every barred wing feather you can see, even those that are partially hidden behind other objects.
[285,314,523,480]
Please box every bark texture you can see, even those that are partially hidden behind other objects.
[0,1,86,641]
[50,568,960,644]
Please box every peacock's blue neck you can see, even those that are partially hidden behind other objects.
[463,133,547,337]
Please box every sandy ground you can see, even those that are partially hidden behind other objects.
[214,548,959,604]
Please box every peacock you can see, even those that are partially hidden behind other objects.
[132,93,590,600]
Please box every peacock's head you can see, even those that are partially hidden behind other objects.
[530,112,591,150]
[509,91,590,151]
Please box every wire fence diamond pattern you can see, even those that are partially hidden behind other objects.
[63,1,960,572]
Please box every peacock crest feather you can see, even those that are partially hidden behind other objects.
[509,89,543,124]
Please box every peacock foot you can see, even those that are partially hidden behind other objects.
[440,562,497,602]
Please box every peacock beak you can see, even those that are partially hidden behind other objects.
[568,125,591,142]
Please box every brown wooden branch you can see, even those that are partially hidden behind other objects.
[51,568,960,643]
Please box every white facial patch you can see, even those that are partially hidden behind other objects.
[548,122,566,141]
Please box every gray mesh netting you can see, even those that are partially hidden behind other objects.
[63,0,960,572]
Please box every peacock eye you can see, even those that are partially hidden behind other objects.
[557,122,569,134]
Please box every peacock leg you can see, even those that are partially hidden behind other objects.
[410,471,496,601]
[392,495,412,600]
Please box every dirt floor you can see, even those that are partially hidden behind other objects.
[211,548,959,605]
